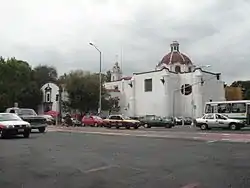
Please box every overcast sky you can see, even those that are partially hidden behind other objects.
[0,0,250,83]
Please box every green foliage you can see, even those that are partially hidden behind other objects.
[106,97,120,113]
[63,70,112,113]
[32,65,58,87]
[105,70,111,82]
[230,81,250,100]
[0,57,42,111]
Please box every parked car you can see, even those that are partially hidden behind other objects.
[174,117,183,125]
[71,118,82,127]
[174,116,193,125]
[6,107,47,133]
[41,115,55,125]
[0,113,31,138]
[183,117,193,125]
[103,115,141,129]
[195,113,245,130]
[82,115,104,127]
[140,115,174,128]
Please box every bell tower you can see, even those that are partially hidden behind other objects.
[111,62,122,81]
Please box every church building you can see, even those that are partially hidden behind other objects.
[104,41,225,118]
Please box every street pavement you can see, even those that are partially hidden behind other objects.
[47,125,250,143]
[0,127,250,188]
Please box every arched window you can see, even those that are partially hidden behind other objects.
[175,66,181,73]
[188,67,192,72]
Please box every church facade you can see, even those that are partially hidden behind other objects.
[104,41,225,118]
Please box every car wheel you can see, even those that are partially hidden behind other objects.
[134,125,139,129]
[23,131,30,138]
[0,130,7,139]
[94,123,98,127]
[165,124,171,128]
[38,127,46,133]
[144,124,151,128]
[106,124,111,128]
[200,124,208,130]
[229,123,237,130]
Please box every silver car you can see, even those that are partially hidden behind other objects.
[195,113,245,130]
[0,113,31,138]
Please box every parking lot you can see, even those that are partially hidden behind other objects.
[1,126,250,188]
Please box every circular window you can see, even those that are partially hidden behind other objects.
[181,84,192,95]
[175,66,181,73]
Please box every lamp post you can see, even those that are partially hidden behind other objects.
[89,42,102,114]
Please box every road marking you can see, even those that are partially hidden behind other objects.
[192,137,200,140]
[181,183,201,188]
[221,138,231,141]
[207,140,217,143]
[84,165,117,173]
[199,133,207,135]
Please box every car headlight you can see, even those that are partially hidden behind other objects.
[26,123,31,127]
[7,125,14,128]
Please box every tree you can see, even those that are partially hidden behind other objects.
[105,70,111,82]
[0,57,42,111]
[230,81,250,100]
[106,97,120,113]
[32,65,58,87]
[63,71,111,113]
[16,81,43,110]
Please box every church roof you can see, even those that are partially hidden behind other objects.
[160,41,192,65]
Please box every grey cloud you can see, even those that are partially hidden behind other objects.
[1,0,250,84]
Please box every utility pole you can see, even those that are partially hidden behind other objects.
[89,42,102,114]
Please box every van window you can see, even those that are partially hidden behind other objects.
[231,103,246,113]
[205,104,213,113]
[218,103,231,113]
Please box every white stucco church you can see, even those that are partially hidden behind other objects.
[104,41,225,118]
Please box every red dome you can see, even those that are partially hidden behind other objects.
[160,41,192,65]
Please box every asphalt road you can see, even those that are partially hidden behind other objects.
[1,130,250,188]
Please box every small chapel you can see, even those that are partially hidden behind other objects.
[104,41,225,118]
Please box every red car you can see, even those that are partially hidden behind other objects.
[81,115,104,127]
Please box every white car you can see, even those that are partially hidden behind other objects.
[0,113,31,138]
[195,113,245,130]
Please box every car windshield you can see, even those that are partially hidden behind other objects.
[18,109,37,116]
[0,114,22,121]
[155,116,162,120]
[123,116,131,119]
[93,116,102,120]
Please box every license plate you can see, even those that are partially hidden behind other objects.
[18,129,24,132]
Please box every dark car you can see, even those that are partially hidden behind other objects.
[140,115,174,128]
[6,107,47,133]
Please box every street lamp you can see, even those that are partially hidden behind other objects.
[89,42,102,114]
